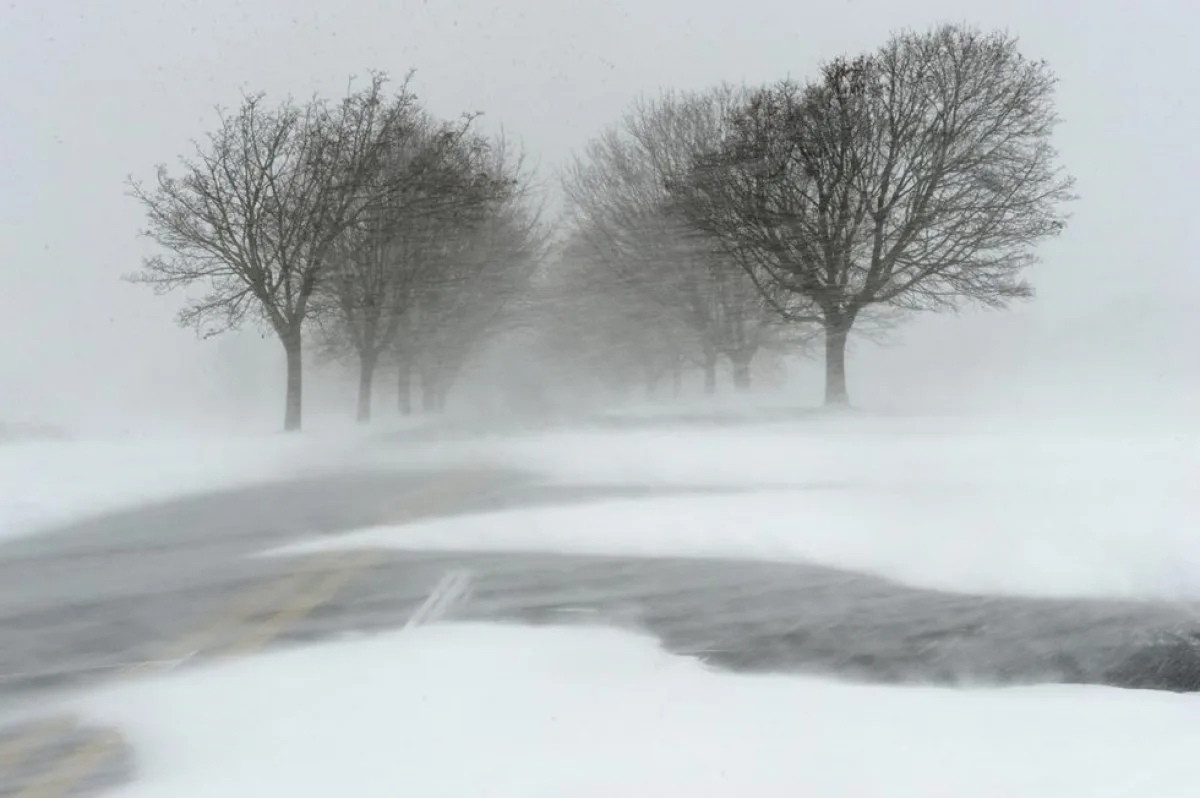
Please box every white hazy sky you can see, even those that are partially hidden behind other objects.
[1,0,1197,432]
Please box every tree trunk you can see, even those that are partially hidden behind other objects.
[703,348,718,395]
[731,358,752,392]
[644,366,660,399]
[671,358,683,396]
[356,352,378,424]
[396,356,412,416]
[642,359,657,399]
[730,345,758,392]
[420,370,440,413]
[282,330,303,432]
[432,363,458,413]
[823,320,850,407]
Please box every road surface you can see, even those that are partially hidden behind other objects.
[2,457,1200,795]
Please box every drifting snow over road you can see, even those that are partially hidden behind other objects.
[288,413,1200,601]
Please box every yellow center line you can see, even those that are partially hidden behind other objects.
[221,549,382,657]
[152,559,328,665]
[5,469,486,795]
[0,716,76,773]
[12,731,122,798]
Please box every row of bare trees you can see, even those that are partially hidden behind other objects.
[540,25,1075,404]
[130,74,543,429]
[310,127,542,423]
[130,25,1075,427]
[550,87,794,397]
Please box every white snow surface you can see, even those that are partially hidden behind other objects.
[0,432,372,542]
[7,413,1200,795]
[39,623,1200,797]
[283,414,1200,600]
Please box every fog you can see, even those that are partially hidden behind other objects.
[1,0,1197,435]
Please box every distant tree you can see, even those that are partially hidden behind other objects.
[312,113,506,423]
[129,74,416,430]
[624,88,794,391]
[672,26,1076,405]
[564,87,781,394]
[403,139,545,413]
[546,227,699,398]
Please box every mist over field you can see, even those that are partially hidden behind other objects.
[2,4,1200,796]
[1,0,1196,436]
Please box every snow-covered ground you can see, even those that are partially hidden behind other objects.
[288,412,1200,601]
[4,410,1196,598]
[6,410,1200,795]
[0,431,380,543]
[31,623,1200,797]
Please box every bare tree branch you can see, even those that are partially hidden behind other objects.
[671,25,1076,404]
[127,72,423,429]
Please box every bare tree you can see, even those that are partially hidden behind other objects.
[547,226,700,398]
[312,113,509,423]
[404,138,546,413]
[563,87,782,395]
[673,26,1076,405]
[128,73,417,430]
[626,88,790,391]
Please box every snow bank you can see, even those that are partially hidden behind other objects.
[0,432,372,543]
[49,623,1200,797]
[469,414,1199,491]
[271,486,1200,600]
[362,412,1197,499]
[322,414,1200,600]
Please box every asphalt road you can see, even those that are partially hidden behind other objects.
[2,458,1200,794]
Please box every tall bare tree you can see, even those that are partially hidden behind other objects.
[673,26,1076,405]
[128,73,417,430]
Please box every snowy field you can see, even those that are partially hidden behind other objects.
[294,412,1200,601]
[26,623,1200,797]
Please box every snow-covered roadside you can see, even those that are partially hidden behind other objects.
[39,623,1200,797]
[268,486,1199,600]
[283,415,1200,601]
[0,431,380,543]
[440,414,1199,493]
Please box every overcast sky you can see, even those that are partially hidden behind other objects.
[1,0,1197,432]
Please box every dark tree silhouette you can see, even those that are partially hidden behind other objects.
[129,74,417,430]
[672,26,1076,405]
